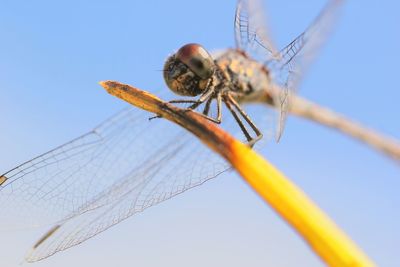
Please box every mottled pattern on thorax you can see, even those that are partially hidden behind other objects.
[215,49,271,102]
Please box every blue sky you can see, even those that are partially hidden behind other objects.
[0,0,399,266]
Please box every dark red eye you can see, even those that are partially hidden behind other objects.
[176,43,215,79]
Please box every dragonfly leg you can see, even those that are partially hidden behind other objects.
[224,99,252,142]
[224,93,263,146]
[168,99,199,104]
[171,87,223,123]
[166,85,215,109]
[194,92,222,124]
[186,86,215,109]
[149,98,202,120]
[149,87,215,121]
[150,88,222,122]
[202,98,213,116]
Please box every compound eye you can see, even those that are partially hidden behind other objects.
[176,43,215,79]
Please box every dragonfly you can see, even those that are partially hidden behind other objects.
[0,0,343,262]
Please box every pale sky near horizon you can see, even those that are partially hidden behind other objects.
[0,1,399,266]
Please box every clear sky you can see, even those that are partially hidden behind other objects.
[0,0,399,266]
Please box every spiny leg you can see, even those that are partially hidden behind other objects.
[186,86,215,110]
[171,87,222,123]
[149,87,215,120]
[202,98,213,116]
[169,85,215,107]
[150,89,223,123]
[224,100,252,142]
[148,99,197,121]
[226,94,262,136]
[225,93,263,146]
[168,99,199,104]
[215,92,222,122]
[195,92,222,124]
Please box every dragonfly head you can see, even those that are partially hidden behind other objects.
[163,43,216,96]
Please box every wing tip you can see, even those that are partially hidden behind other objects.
[25,224,61,263]
[32,224,61,250]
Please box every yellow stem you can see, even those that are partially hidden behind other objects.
[100,80,375,267]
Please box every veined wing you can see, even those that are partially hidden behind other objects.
[272,0,344,140]
[234,0,279,62]
[0,105,233,230]
[234,0,281,143]
[0,96,270,262]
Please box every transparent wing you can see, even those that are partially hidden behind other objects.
[24,118,228,262]
[0,106,232,231]
[271,0,344,140]
[0,95,270,262]
[234,0,279,62]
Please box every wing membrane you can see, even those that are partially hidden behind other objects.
[0,108,136,229]
[0,106,233,230]
[25,124,229,261]
[234,0,279,61]
[272,0,344,140]
[234,0,344,141]
[0,95,271,261]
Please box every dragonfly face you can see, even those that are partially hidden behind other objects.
[163,43,215,97]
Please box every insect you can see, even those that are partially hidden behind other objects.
[0,0,343,262]
[162,0,343,143]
